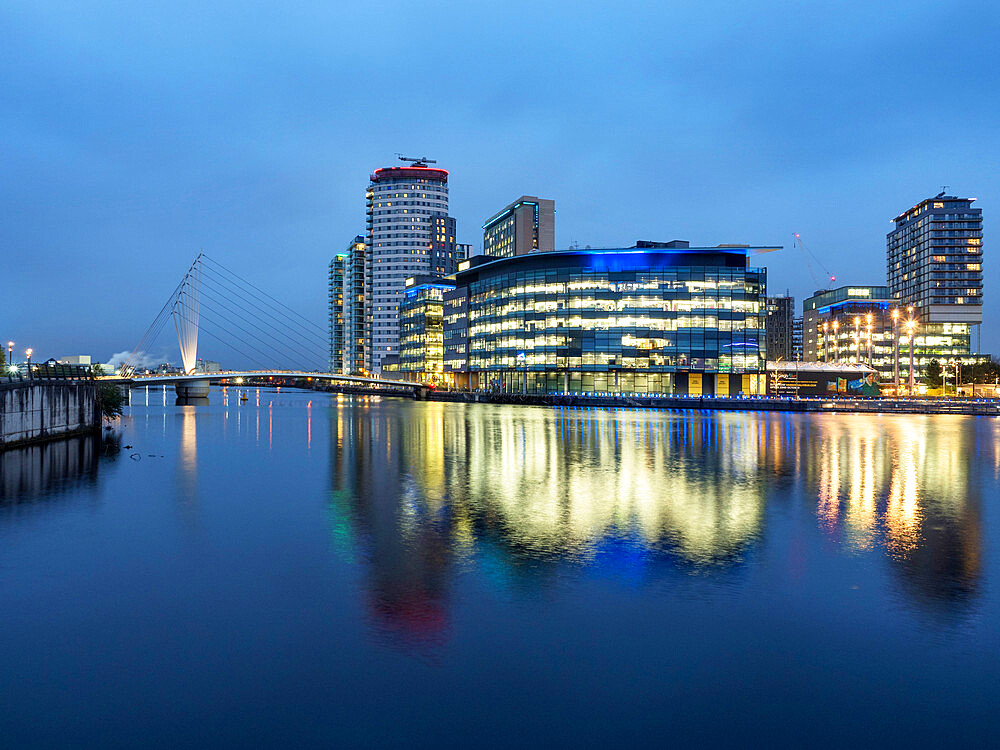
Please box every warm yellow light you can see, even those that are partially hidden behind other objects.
[891,309,899,320]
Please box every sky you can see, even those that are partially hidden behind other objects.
[3,0,999,365]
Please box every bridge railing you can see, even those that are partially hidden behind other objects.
[3,363,95,384]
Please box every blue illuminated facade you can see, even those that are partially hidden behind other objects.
[433,241,775,395]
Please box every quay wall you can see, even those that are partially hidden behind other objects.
[0,382,99,449]
[424,391,1000,416]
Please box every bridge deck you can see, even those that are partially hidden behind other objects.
[112,371,419,389]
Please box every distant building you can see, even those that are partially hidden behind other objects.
[429,216,468,276]
[59,355,92,366]
[764,296,794,361]
[791,317,803,361]
[329,253,347,373]
[483,196,555,258]
[887,191,983,328]
[329,237,367,374]
[401,242,777,395]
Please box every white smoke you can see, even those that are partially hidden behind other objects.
[105,350,169,372]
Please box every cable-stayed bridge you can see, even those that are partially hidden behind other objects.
[119,255,421,397]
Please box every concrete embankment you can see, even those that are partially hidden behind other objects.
[0,382,100,449]
[425,390,1000,416]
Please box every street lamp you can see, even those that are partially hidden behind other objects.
[891,309,900,394]
[865,312,873,366]
[853,316,861,364]
[905,319,917,395]
[832,320,839,363]
[25,348,32,366]
[821,322,829,363]
[516,351,527,394]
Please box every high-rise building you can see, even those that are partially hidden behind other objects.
[791,316,803,361]
[429,215,468,276]
[764,295,794,361]
[365,159,451,372]
[342,235,367,374]
[328,253,346,373]
[483,196,555,258]
[887,192,983,330]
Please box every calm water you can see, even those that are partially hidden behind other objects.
[2,388,999,747]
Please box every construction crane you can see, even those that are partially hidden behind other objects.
[792,233,836,292]
[396,155,437,167]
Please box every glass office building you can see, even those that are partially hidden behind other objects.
[399,276,452,383]
[414,241,775,395]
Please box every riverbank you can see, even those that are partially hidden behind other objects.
[422,389,1000,416]
[0,381,100,449]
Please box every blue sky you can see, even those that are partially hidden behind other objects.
[3,0,999,364]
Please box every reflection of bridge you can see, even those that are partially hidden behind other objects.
[125,370,421,398]
[118,255,424,400]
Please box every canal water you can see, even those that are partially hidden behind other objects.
[1,388,998,747]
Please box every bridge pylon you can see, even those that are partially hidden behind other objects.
[173,256,202,374]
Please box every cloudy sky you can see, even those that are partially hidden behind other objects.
[3,0,998,364]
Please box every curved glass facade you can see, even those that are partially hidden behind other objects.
[431,247,771,395]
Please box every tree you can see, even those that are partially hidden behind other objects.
[967,360,1000,384]
[96,382,125,420]
[924,359,943,388]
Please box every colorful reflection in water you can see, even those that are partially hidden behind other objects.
[325,401,983,638]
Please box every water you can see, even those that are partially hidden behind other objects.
[2,387,999,747]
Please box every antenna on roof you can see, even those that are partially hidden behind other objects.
[937,186,949,197]
[398,155,437,167]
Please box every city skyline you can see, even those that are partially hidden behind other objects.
[3,1,998,364]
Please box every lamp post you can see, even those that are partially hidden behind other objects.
[832,320,839,364]
[822,322,829,363]
[865,312,873,366]
[905,319,917,396]
[891,309,899,395]
[6,341,12,371]
[853,316,861,364]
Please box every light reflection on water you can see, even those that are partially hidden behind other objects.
[320,400,985,639]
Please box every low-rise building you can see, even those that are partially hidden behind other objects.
[399,276,453,384]
[400,240,778,395]
[803,284,984,391]
[59,355,92,365]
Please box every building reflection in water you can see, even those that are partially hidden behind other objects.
[809,414,982,613]
[327,401,986,640]
[0,434,100,505]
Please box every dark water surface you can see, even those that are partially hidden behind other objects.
[2,388,999,747]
